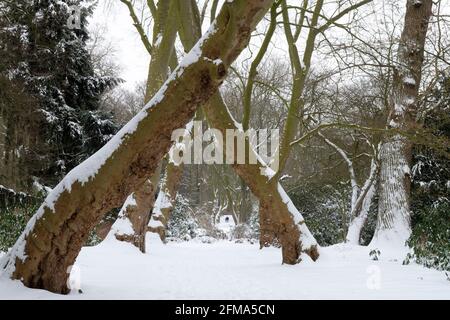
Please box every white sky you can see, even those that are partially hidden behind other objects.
[89,1,150,90]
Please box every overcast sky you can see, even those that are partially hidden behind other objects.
[89,1,150,90]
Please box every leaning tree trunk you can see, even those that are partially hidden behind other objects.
[177,0,319,263]
[109,158,162,250]
[371,0,433,247]
[205,94,319,263]
[0,0,275,294]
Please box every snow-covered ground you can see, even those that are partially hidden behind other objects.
[216,215,236,238]
[0,236,449,300]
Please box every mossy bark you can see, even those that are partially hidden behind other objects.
[2,0,275,294]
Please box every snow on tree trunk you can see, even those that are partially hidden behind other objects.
[345,156,378,244]
[346,180,377,244]
[148,161,183,242]
[349,183,376,244]
[147,191,168,241]
[371,0,433,248]
[259,201,280,248]
[110,180,154,252]
[320,133,379,245]
[0,0,275,294]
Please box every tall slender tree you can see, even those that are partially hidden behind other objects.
[371,0,433,247]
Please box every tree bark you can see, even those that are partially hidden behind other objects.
[1,0,275,294]
[372,0,433,247]
[319,133,379,245]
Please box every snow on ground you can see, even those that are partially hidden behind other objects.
[0,237,449,300]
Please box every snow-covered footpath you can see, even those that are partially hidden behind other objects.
[0,237,449,299]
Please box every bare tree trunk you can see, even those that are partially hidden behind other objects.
[0,0,274,294]
[372,0,432,247]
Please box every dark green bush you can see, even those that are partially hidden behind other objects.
[289,183,350,246]
[0,203,38,252]
[405,200,450,272]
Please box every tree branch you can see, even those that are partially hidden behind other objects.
[120,0,153,55]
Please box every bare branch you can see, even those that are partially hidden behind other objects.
[120,0,153,55]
